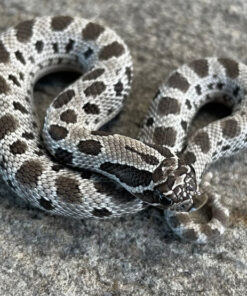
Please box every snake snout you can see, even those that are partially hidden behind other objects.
[154,164,197,211]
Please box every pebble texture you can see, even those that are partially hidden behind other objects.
[0,0,246,295]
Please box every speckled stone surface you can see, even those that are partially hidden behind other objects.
[0,1,246,295]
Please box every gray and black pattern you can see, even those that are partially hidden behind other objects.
[0,17,240,244]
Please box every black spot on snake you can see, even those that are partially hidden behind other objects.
[181,151,196,165]
[181,120,187,131]
[0,75,10,94]
[83,68,105,81]
[10,140,27,155]
[193,131,211,153]
[233,86,240,97]
[55,176,81,204]
[60,109,77,123]
[99,42,125,60]
[0,114,18,140]
[80,169,93,179]
[52,43,59,53]
[146,117,154,127]
[84,47,93,59]
[0,41,10,63]
[84,81,106,96]
[189,59,209,77]
[125,145,159,166]
[218,58,239,79]
[15,51,26,64]
[22,132,35,140]
[65,39,75,53]
[39,197,55,211]
[100,162,153,187]
[53,89,75,108]
[125,67,132,83]
[9,75,21,87]
[19,72,24,80]
[16,160,43,187]
[35,40,44,53]
[77,139,102,156]
[49,125,68,141]
[55,148,73,164]
[92,208,112,217]
[195,85,202,95]
[13,102,28,114]
[83,103,100,114]
[185,99,192,110]
[51,16,73,31]
[82,22,105,40]
[114,80,123,96]
[158,97,180,115]
[221,118,240,138]
[167,72,190,92]
[153,126,177,147]
[15,19,34,43]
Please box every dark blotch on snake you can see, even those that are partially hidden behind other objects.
[114,81,123,96]
[99,42,125,60]
[35,40,44,53]
[221,118,240,138]
[51,16,73,31]
[218,58,239,79]
[84,81,106,96]
[56,176,81,204]
[83,68,105,81]
[0,41,10,63]
[0,114,18,140]
[15,19,34,43]
[0,75,10,94]
[49,125,68,141]
[16,160,43,187]
[153,126,177,147]
[15,51,26,64]
[195,85,202,95]
[193,131,211,153]
[92,208,112,217]
[9,75,21,87]
[39,197,55,211]
[60,109,77,123]
[100,162,153,187]
[167,72,190,92]
[83,103,100,114]
[65,39,75,53]
[53,89,75,108]
[82,22,105,40]
[146,117,154,127]
[77,139,102,156]
[55,148,73,164]
[189,59,209,77]
[158,97,180,115]
[125,145,159,166]
[84,47,93,59]
[13,101,28,114]
[22,131,35,140]
[10,140,27,155]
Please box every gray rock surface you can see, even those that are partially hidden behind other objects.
[0,0,247,295]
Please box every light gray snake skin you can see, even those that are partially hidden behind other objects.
[3,15,244,244]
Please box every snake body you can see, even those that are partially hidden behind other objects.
[1,16,243,243]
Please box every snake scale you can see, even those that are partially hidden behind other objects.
[2,15,245,244]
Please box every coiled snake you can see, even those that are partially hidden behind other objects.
[2,16,243,244]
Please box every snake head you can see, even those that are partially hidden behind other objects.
[152,158,197,211]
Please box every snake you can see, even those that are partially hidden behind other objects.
[1,15,242,244]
